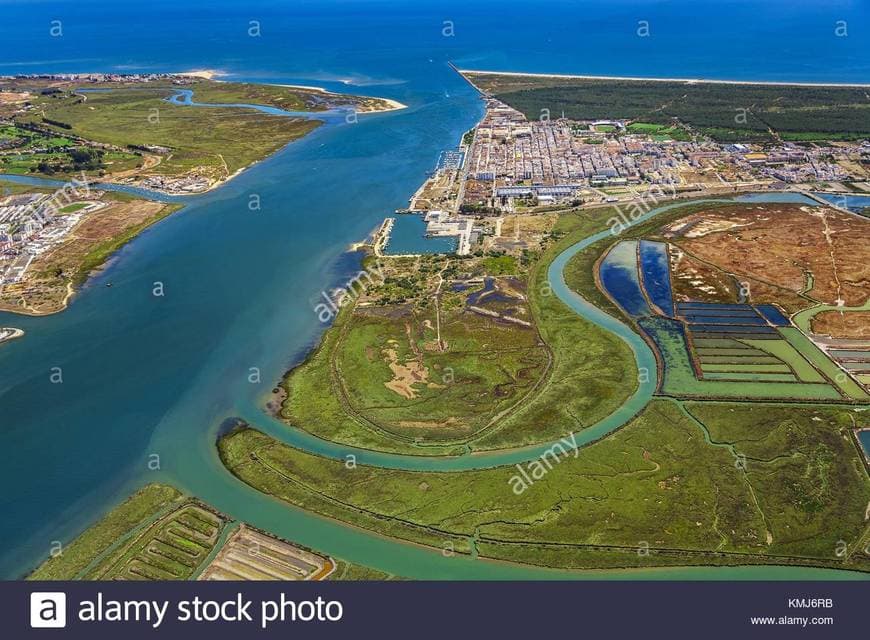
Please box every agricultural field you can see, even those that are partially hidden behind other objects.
[26,483,385,581]
[463,71,870,142]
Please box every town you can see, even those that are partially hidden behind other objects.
[382,95,869,255]
[0,185,101,285]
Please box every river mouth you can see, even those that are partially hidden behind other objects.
[2,94,867,580]
[3,171,865,579]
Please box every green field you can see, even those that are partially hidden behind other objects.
[82,502,227,580]
[16,87,320,179]
[280,207,638,455]
[626,122,692,141]
[57,202,89,214]
[334,306,549,442]
[464,72,870,142]
[220,400,870,573]
[0,123,142,176]
[28,484,184,580]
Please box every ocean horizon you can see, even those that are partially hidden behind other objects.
[0,0,867,579]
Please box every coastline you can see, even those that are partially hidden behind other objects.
[458,68,870,88]
[178,69,224,80]
[0,201,183,318]
[271,83,407,113]
[0,74,409,318]
[0,328,25,344]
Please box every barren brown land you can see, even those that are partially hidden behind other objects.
[198,524,333,581]
[812,310,870,339]
[662,203,869,310]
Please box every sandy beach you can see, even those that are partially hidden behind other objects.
[275,83,407,112]
[0,328,25,343]
[458,68,870,88]
[178,69,224,80]
[358,97,408,114]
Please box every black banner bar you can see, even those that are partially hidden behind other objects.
[7,580,867,639]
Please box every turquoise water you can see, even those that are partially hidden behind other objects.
[812,192,870,214]
[736,193,820,205]
[385,215,457,255]
[1,0,868,579]
[166,88,350,121]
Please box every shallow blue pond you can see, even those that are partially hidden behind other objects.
[639,240,674,316]
[599,241,650,317]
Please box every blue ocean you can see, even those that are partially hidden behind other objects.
[0,0,867,579]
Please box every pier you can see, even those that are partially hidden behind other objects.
[372,217,395,257]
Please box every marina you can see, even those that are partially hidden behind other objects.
[0,0,868,582]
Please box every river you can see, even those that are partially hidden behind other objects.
[1,0,868,580]
[2,151,864,578]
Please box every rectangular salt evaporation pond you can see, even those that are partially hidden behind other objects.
[599,240,651,317]
[812,192,870,215]
[385,215,457,255]
[755,304,791,326]
[735,193,820,206]
[639,240,674,315]
[690,324,777,334]
[682,315,769,325]
[859,430,870,460]
[678,309,760,318]
[677,302,754,312]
